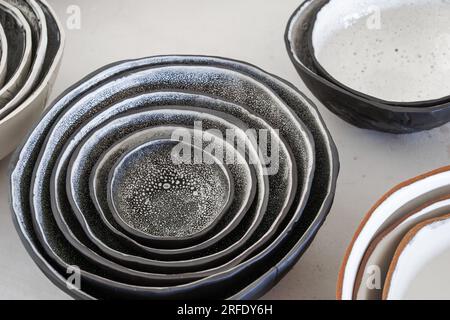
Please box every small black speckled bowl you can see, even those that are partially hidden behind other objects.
[286,0,450,134]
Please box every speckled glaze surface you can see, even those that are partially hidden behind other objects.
[43,64,309,276]
[10,55,339,300]
[109,138,234,242]
[286,0,450,133]
[97,124,252,250]
[88,122,257,255]
[0,0,64,160]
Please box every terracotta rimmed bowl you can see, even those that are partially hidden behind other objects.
[286,0,450,133]
[337,166,450,300]
[384,213,450,300]
[11,55,339,300]
[355,195,450,300]
[0,0,64,160]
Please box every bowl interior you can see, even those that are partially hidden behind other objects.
[312,0,450,103]
[384,214,450,300]
[109,138,233,241]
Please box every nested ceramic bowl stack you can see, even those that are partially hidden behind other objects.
[0,0,64,160]
[10,55,339,300]
[286,0,450,134]
[338,166,450,300]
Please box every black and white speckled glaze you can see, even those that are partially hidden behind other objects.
[286,0,450,133]
[10,56,339,300]
[60,106,271,275]
[43,66,307,275]
[109,138,234,242]
[68,92,294,261]
[93,124,255,251]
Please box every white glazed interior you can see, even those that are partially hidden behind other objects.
[341,169,450,300]
[312,0,450,102]
[356,198,450,300]
[386,217,450,300]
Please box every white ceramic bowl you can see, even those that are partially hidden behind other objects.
[0,0,64,160]
[337,166,450,300]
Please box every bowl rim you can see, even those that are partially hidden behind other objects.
[0,0,33,108]
[0,0,65,126]
[353,194,450,300]
[383,212,450,300]
[336,165,450,300]
[0,0,49,119]
[86,113,259,257]
[285,0,450,113]
[107,134,236,244]
[0,23,8,86]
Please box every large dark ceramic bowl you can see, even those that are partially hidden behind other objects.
[10,55,339,300]
[286,0,450,134]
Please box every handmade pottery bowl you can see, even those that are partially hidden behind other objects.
[0,0,48,119]
[0,0,33,107]
[337,166,450,300]
[87,121,257,253]
[355,195,450,300]
[310,0,450,105]
[286,0,450,133]
[44,65,307,274]
[384,213,450,300]
[55,103,270,272]
[108,138,234,243]
[11,56,338,300]
[0,24,8,86]
[0,0,64,160]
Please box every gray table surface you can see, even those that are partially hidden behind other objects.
[1,0,449,300]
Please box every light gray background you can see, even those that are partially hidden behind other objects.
[0,0,449,300]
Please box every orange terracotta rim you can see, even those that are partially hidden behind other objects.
[382,212,450,300]
[352,193,450,299]
[336,165,450,300]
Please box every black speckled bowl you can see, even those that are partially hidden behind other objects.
[286,0,450,134]
[93,124,253,250]
[10,55,338,300]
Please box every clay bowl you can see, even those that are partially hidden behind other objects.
[11,56,338,300]
[42,64,308,275]
[0,0,33,108]
[0,0,48,119]
[108,138,234,244]
[337,166,450,300]
[61,105,269,270]
[0,0,64,160]
[384,213,450,300]
[355,195,450,300]
[89,122,257,253]
[286,0,450,133]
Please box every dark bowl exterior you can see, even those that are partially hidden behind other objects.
[286,0,450,134]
